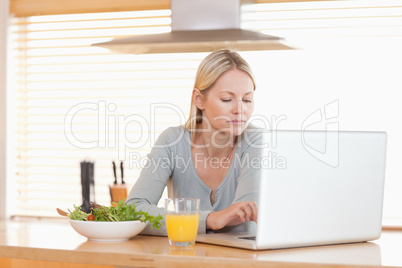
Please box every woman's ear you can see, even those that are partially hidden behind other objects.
[192,88,205,110]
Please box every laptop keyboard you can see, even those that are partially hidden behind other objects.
[238,236,256,241]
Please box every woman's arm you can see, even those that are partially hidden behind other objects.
[206,201,258,230]
[125,128,177,235]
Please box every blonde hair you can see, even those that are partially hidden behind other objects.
[184,49,256,139]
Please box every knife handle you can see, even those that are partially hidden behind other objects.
[112,161,117,184]
[120,161,125,184]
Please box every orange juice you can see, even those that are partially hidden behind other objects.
[165,213,199,242]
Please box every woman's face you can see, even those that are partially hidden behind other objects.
[196,68,255,138]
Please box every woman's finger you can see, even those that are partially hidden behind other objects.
[240,202,253,222]
[233,206,246,222]
[247,201,258,221]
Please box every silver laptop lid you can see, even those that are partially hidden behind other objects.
[256,130,387,249]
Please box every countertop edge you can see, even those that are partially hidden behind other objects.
[0,244,389,268]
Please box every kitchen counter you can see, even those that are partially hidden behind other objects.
[1,219,402,268]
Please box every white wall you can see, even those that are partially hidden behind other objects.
[0,0,9,219]
[243,39,402,222]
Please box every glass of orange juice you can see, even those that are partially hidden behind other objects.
[165,198,200,247]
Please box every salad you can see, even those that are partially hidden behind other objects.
[68,200,163,230]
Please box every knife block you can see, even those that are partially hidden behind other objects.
[109,184,128,204]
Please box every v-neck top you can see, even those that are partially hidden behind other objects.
[187,133,238,208]
[126,125,264,236]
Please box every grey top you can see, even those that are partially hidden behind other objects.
[126,125,264,235]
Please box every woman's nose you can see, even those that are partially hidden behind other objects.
[233,100,244,114]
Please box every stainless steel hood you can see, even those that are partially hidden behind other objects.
[93,0,293,54]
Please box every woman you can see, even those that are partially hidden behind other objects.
[126,49,263,235]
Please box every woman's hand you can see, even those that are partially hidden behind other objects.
[206,201,258,231]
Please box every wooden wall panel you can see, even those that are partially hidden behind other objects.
[10,0,336,17]
[10,0,170,16]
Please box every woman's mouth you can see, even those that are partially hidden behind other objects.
[228,120,246,125]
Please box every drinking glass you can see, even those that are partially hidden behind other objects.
[165,198,200,247]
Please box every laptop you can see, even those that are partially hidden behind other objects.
[196,130,387,250]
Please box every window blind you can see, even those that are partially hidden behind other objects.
[8,9,208,216]
[8,1,402,221]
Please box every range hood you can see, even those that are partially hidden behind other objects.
[93,0,293,54]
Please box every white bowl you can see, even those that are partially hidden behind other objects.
[69,219,147,242]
